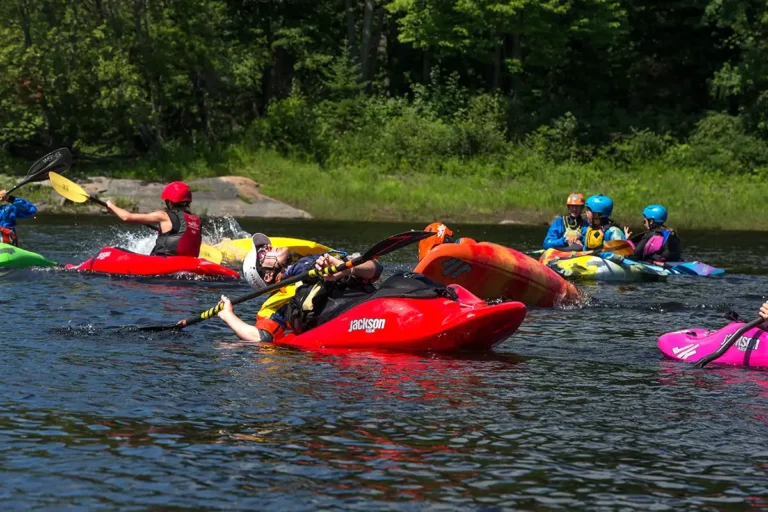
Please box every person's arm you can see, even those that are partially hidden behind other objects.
[6,196,37,219]
[542,218,567,249]
[217,296,266,342]
[661,231,681,261]
[105,201,170,228]
[313,253,382,281]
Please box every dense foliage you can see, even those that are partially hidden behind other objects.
[1,0,767,175]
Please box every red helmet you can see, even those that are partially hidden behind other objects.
[161,182,192,203]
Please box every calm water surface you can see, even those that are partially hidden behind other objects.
[1,216,767,510]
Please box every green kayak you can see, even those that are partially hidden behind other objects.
[0,243,57,268]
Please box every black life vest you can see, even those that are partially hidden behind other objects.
[286,272,457,335]
[151,209,202,257]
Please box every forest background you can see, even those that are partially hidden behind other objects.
[1,0,768,228]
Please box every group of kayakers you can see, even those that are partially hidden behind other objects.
[543,192,681,263]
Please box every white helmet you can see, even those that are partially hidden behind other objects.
[243,233,271,291]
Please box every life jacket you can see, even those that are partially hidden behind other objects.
[562,215,583,239]
[585,220,619,250]
[0,227,18,247]
[642,227,675,260]
[150,209,202,257]
[285,272,456,335]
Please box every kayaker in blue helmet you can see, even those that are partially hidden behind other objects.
[0,189,38,247]
[542,193,585,250]
[583,194,628,250]
[216,233,384,342]
[631,205,681,263]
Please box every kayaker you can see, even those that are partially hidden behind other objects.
[417,222,476,262]
[217,233,383,341]
[583,194,628,250]
[0,189,37,247]
[630,205,681,263]
[105,181,202,257]
[542,193,585,250]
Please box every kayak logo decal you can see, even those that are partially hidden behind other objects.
[0,248,15,255]
[348,318,385,334]
[721,334,760,352]
[96,251,112,260]
[441,258,472,279]
[672,343,699,359]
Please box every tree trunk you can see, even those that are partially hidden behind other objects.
[510,33,521,96]
[492,37,502,91]
[16,1,32,47]
[345,0,358,63]
[367,6,385,84]
[360,0,375,82]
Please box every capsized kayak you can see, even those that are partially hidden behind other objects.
[216,236,332,262]
[0,243,57,268]
[539,248,594,265]
[658,322,768,367]
[547,254,669,282]
[413,241,581,307]
[276,284,526,352]
[65,247,240,279]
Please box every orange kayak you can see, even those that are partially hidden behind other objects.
[413,242,581,307]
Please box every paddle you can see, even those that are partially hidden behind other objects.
[541,239,634,264]
[5,148,73,196]
[48,172,223,264]
[135,230,436,332]
[694,317,765,368]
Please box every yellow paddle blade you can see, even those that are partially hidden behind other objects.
[602,239,633,256]
[49,172,90,203]
[216,236,332,262]
[198,243,223,265]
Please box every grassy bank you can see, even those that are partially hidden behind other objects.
[5,144,755,231]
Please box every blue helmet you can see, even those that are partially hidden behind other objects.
[585,195,613,217]
[643,204,668,224]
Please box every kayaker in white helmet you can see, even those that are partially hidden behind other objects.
[105,181,202,257]
[216,233,383,342]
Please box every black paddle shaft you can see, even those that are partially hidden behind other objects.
[7,148,73,195]
[136,230,436,332]
[694,317,765,368]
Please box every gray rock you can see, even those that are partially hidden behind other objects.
[35,175,311,218]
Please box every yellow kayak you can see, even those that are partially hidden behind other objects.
[216,236,332,262]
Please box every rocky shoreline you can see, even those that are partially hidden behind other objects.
[0,175,312,219]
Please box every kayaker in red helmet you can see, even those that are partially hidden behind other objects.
[417,222,476,262]
[216,233,384,342]
[106,181,202,257]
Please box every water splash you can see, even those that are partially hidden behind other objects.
[203,215,249,244]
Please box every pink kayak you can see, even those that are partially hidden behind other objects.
[658,322,768,368]
[65,246,240,279]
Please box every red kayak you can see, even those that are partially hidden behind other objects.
[275,284,526,352]
[65,247,240,279]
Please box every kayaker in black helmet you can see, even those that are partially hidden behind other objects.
[216,233,383,342]
[105,181,202,257]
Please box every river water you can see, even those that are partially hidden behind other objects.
[1,216,767,510]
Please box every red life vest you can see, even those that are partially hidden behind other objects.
[0,227,18,246]
[150,210,202,257]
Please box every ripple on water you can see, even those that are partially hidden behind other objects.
[2,220,768,509]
